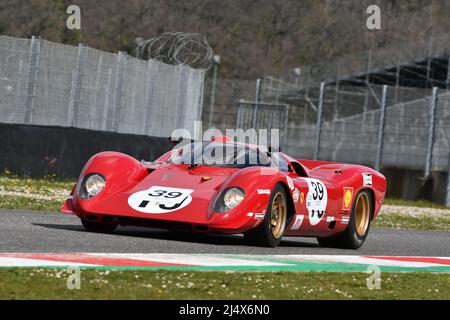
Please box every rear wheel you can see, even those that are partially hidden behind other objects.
[81,219,117,233]
[317,190,373,249]
[244,184,287,247]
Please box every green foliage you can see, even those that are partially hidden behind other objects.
[1,0,449,78]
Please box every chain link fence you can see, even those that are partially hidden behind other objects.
[0,35,205,138]
[204,77,450,175]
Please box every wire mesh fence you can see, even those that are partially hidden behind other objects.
[204,76,450,174]
[271,32,450,90]
[2,35,450,178]
[0,35,206,138]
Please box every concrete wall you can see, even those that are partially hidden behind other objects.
[0,123,172,178]
[382,167,448,204]
[1,123,448,204]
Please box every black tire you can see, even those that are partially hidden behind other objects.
[317,189,373,249]
[81,219,117,233]
[244,184,288,247]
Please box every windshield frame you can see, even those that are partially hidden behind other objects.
[169,142,272,169]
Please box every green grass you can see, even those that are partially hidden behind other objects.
[384,198,448,209]
[373,213,450,232]
[0,269,448,300]
[0,195,64,212]
[0,174,74,212]
[0,174,75,194]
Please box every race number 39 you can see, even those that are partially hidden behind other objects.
[128,186,194,214]
[303,178,328,226]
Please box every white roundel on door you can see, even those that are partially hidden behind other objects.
[301,178,328,226]
[128,186,194,214]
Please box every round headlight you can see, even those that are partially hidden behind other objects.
[82,174,106,199]
[223,187,245,210]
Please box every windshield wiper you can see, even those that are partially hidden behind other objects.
[188,163,200,169]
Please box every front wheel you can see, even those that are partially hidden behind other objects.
[81,219,117,233]
[317,189,373,249]
[244,184,288,247]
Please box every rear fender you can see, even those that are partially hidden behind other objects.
[308,163,387,218]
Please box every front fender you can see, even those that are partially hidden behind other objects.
[207,166,287,227]
[72,152,147,213]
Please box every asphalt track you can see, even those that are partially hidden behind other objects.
[0,209,449,256]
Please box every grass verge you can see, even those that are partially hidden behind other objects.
[0,175,74,212]
[384,198,448,209]
[0,195,64,212]
[373,213,450,231]
[0,269,448,300]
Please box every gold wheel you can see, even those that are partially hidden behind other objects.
[355,192,370,237]
[270,192,287,239]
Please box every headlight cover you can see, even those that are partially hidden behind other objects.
[79,173,106,200]
[215,187,245,213]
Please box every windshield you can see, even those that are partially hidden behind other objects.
[170,142,271,169]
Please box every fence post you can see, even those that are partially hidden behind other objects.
[252,78,262,129]
[24,36,41,124]
[446,150,450,207]
[446,54,450,89]
[112,51,127,132]
[313,82,325,160]
[144,60,155,135]
[375,85,388,171]
[425,87,438,178]
[69,43,87,127]
[207,60,219,129]
[362,50,372,125]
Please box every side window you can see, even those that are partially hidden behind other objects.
[271,153,290,172]
[291,162,308,177]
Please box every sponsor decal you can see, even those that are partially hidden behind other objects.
[293,188,300,203]
[128,186,194,214]
[341,216,350,225]
[326,216,335,223]
[363,173,373,186]
[257,189,271,195]
[342,187,354,211]
[247,212,254,217]
[290,215,304,230]
[301,178,328,226]
[286,176,295,190]
[254,211,265,220]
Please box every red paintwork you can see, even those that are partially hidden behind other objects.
[61,141,387,239]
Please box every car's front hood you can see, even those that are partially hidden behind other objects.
[76,164,239,224]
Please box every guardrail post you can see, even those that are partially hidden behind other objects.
[425,87,438,178]
[375,85,388,171]
[313,82,325,160]
[24,36,41,124]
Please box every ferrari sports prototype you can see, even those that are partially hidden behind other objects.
[62,137,387,248]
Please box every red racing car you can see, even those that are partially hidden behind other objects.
[61,137,387,248]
